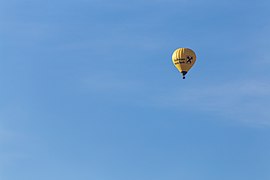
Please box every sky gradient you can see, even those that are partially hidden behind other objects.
[1,0,270,179]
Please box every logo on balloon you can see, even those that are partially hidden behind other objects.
[186,56,193,64]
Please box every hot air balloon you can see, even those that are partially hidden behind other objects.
[172,48,196,79]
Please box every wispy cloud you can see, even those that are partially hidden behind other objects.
[151,80,270,126]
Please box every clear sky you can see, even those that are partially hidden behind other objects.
[1,0,270,179]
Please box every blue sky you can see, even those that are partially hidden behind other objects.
[1,0,270,179]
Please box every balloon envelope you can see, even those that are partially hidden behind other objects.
[172,48,196,79]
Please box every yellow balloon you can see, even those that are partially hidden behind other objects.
[172,48,196,79]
